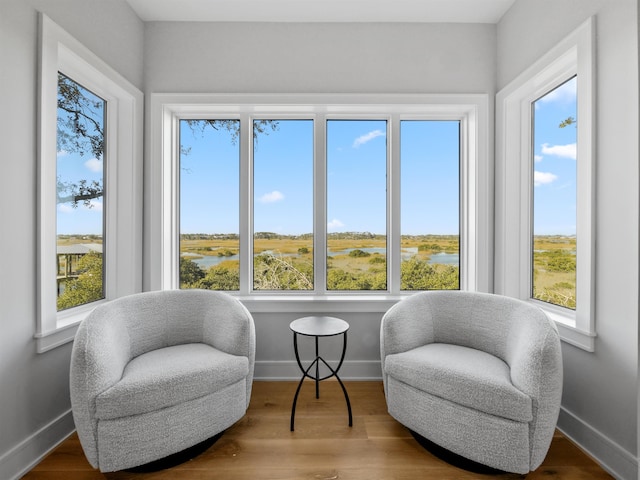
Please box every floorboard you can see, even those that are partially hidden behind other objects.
[23,381,613,479]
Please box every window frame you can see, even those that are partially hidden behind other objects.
[495,17,596,351]
[37,15,143,352]
[149,94,490,312]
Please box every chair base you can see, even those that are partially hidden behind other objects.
[125,431,224,473]
[409,430,509,476]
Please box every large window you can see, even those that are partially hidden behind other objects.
[56,74,106,310]
[496,18,595,350]
[151,94,490,307]
[177,116,460,294]
[38,15,142,352]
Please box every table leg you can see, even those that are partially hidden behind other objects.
[317,355,353,427]
[315,336,320,399]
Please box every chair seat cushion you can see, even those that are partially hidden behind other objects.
[95,343,249,420]
[384,343,532,422]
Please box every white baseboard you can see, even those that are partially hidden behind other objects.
[254,359,383,381]
[557,406,638,480]
[0,409,75,480]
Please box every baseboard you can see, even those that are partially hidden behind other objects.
[254,360,383,381]
[557,406,638,480]
[0,409,75,480]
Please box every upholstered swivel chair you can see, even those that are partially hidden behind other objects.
[380,291,562,474]
[70,289,255,472]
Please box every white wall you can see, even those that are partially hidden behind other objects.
[0,1,143,479]
[144,22,496,94]
[497,1,639,479]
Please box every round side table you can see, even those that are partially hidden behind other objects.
[289,316,353,431]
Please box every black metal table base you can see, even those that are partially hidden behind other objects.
[290,331,353,431]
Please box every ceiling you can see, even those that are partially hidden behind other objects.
[125,0,516,23]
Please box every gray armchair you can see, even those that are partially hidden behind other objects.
[380,291,562,474]
[70,289,255,472]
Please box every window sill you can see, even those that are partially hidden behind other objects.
[35,300,106,353]
[529,300,596,352]
[236,293,406,314]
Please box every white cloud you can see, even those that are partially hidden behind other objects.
[58,203,74,213]
[534,171,558,187]
[541,143,576,160]
[353,130,385,148]
[534,155,543,163]
[57,199,103,212]
[84,158,103,172]
[88,199,103,212]
[259,190,284,203]
[327,218,345,230]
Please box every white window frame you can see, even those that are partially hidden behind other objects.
[36,15,143,352]
[148,94,491,313]
[495,17,596,351]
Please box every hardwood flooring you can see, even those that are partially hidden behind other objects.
[23,381,612,479]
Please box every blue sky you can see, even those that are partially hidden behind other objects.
[179,118,461,236]
[533,76,577,236]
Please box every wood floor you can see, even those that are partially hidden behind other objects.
[24,381,612,479]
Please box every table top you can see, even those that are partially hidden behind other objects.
[290,316,349,337]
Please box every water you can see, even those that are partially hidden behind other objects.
[185,248,460,270]
[426,252,459,265]
[184,252,239,269]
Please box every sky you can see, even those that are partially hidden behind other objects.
[56,82,105,237]
[179,118,460,236]
[533,76,578,236]
[56,84,576,238]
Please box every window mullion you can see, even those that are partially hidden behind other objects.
[239,113,252,294]
[389,115,401,294]
[315,114,327,294]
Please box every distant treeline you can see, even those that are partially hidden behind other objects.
[180,232,458,241]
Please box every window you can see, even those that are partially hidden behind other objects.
[532,77,577,309]
[253,119,314,291]
[37,15,143,352]
[326,120,388,291]
[150,94,490,311]
[56,74,106,310]
[400,120,460,291]
[496,18,595,351]
[179,119,241,290]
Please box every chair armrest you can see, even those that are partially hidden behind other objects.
[380,295,436,358]
[69,306,131,467]
[201,293,255,358]
[201,293,256,408]
[507,314,563,468]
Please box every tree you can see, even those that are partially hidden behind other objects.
[183,119,279,145]
[253,253,313,290]
[400,258,459,290]
[57,252,104,310]
[559,116,576,128]
[57,73,106,208]
[179,257,205,286]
